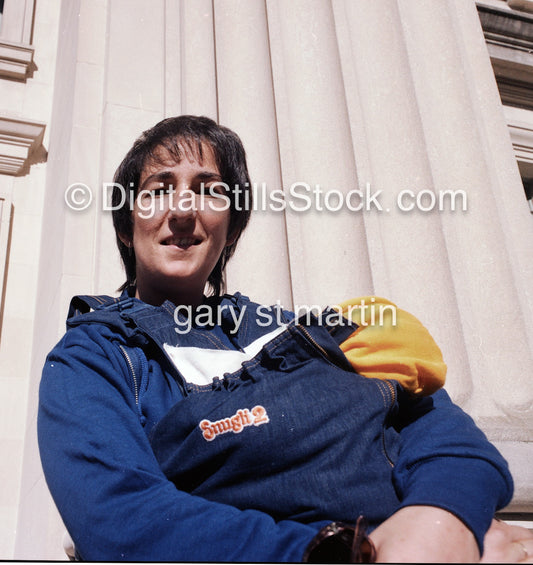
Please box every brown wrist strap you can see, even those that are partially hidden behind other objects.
[303,516,376,563]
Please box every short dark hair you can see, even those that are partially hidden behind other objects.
[112,115,252,297]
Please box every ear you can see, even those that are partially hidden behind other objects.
[225,229,238,247]
[118,232,133,248]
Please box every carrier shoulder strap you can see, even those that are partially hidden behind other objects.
[67,295,120,318]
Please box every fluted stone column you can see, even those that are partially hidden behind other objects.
[396,0,533,421]
[214,0,293,306]
[175,0,218,118]
[335,0,533,507]
[332,0,474,403]
[266,0,374,308]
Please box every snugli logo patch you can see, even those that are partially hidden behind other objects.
[199,406,269,441]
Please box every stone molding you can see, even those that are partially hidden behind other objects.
[508,0,533,14]
[478,2,533,108]
[508,118,533,164]
[507,116,533,210]
[0,116,46,176]
[0,39,35,81]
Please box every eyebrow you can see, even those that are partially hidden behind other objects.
[139,169,222,191]
[196,171,223,182]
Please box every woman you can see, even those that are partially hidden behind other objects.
[38,115,533,562]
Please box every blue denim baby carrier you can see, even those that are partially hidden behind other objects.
[68,291,404,527]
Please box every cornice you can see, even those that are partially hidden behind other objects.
[478,2,533,109]
[0,116,46,176]
[0,40,35,81]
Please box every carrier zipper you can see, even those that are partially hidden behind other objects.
[118,344,139,405]
[383,379,396,404]
[382,379,397,467]
[296,323,334,362]
[133,326,189,397]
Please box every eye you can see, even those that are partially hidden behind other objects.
[144,183,174,198]
[195,182,227,197]
[188,183,209,197]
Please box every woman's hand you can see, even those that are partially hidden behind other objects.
[368,506,480,563]
[480,519,533,563]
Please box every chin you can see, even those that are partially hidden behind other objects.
[162,271,206,289]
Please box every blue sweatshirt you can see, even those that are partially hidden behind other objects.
[38,292,513,561]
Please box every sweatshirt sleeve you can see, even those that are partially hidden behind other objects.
[335,297,513,552]
[336,296,447,395]
[38,325,319,562]
[392,387,514,553]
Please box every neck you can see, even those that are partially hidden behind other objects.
[135,281,205,308]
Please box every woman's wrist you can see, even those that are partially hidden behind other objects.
[303,518,376,563]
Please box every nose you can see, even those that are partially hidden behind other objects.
[167,185,197,222]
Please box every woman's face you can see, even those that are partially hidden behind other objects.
[125,143,233,306]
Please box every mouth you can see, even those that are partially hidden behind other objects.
[161,236,202,249]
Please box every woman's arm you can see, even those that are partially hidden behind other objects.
[335,297,516,561]
[381,387,514,561]
[369,505,480,562]
[38,324,318,562]
[370,512,533,563]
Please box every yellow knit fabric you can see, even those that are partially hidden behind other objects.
[335,296,446,396]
